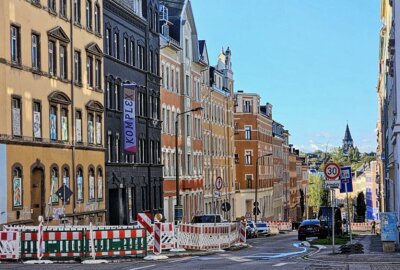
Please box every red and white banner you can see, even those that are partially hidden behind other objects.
[137,213,153,234]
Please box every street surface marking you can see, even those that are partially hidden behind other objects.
[168,257,197,263]
[272,262,289,267]
[244,243,307,260]
[129,264,156,270]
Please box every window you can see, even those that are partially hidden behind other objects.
[95,59,101,89]
[106,80,111,109]
[76,110,82,142]
[115,133,120,163]
[48,40,56,76]
[166,66,169,89]
[185,38,189,57]
[33,101,41,138]
[31,33,40,70]
[61,108,68,141]
[114,32,119,59]
[130,40,135,65]
[114,83,120,110]
[94,4,100,34]
[149,50,154,73]
[60,0,67,17]
[10,25,21,64]
[244,100,251,113]
[74,0,81,24]
[74,50,81,83]
[96,115,102,145]
[50,105,58,140]
[138,44,145,69]
[123,37,128,63]
[245,126,251,140]
[76,168,84,202]
[88,113,94,144]
[105,28,111,55]
[246,175,252,188]
[107,131,112,162]
[86,55,93,87]
[12,166,23,208]
[88,168,95,200]
[86,0,92,30]
[12,97,22,136]
[245,151,252,165]
[60,45,67,79]
[48,0,56,12]
[155,52,159,75]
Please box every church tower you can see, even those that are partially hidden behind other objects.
[342,124,354,156]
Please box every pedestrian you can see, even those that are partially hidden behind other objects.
[371,220,376,234]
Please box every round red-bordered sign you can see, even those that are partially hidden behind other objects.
[215,176,223,190]
[324,162,341,179]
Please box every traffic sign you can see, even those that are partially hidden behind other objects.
[56,184,73,202]
[245,212,252,220]
[324,180,340,189]
[324,162,341,180]
[215,176,223,191]
[221,202,231,212]
[340,166,353,193]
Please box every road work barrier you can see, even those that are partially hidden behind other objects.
[267,221,292,231]
[351,222,380,232]
[0,231,20,260]
[147,223,175,251]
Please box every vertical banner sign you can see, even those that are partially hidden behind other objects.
[88,120,94,144]
[13,177,22,207]
[12,108,21,136]
[123,84,137,153]
[50,113,57,140]
[89,175,95,200]
[96,121,101,145]
[61,116,68,140]
[97,176,103,199]
[76,119,82,142]
[77,175,83,201]
[51,176,59,203]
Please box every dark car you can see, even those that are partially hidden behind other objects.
[191,214,223,223]
[298,219,326,241]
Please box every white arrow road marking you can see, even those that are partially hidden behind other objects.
[272,263,289,267]
[129,264,156,270]
[244,243,307,260]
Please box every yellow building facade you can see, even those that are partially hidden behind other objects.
[0,0,105,225]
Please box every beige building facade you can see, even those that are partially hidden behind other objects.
[0,0,105,225]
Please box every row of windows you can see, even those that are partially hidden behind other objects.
[105,78,160,119]
[162,150,203,178]
[106,132,161,165]
[12,163,103,209]
[11,97,102,145]
[10,24,102,89]
[203,101,233,127]
[161,107,202,139]
[104,27,159,74]
[161,63,179,93]
[203,134,228,157]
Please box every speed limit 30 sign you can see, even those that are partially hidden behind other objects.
[324,162,341,180]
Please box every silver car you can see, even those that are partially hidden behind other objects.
[255,222,270,236]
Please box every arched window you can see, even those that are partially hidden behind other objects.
[88,166,95,200]
[97,167,103,200]
[50,165,59,203]
[12,165,23,208]
[76,167,84,202]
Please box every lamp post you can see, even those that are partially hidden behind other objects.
[175,106,203,225]
[255,153,272,223]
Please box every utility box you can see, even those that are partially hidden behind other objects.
[380,212,398,252]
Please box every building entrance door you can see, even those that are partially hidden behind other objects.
[108,188,127,225]
[31,168,44,224]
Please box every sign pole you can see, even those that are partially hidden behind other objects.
[331,189,335,254]
[345,183,352,244]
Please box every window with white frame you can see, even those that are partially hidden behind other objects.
[245,150,252,165]
[244,126,251,140]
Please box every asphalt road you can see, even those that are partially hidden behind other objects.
[1,231,400,269]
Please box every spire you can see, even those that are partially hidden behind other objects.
[343,124,353,142]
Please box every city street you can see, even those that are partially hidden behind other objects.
[1,232,399,270]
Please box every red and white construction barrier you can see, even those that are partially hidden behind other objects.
[267,221,292,231]
[0,231,20,260]
[138,213,153,234]
[351,222,380,232]
[147,223,175,251]
[153,222,161,255]
[239,222,246,243]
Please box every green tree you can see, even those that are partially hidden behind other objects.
[308,174,325,207]
[356,192,366,222]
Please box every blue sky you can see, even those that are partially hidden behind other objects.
[191,0,380,153]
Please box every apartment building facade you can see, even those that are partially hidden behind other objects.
[0,0,105,225]
[159,0,205,223]
[103,0,162,225]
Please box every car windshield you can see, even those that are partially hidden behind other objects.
[256,223,266,228]
[301,220,320,226]
[191,215,221,223]
[248,223,254,228]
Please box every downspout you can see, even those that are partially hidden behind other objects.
[69,0,76,224]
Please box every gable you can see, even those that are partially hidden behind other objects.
[48,91,72,105]
[86,100,104,113]
[47,26,70,43]
[85,42,103,57]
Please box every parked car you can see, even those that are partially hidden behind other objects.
[191,214,223,223]
[246,221,258,238]
[255,222,270,236]
[298,219,326,241]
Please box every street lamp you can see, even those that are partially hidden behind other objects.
[255,153,272,223]
[175,106,203,224]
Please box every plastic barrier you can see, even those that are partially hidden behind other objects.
[352,222,380,232]
[267,221,292,231]
[239,222,246,243]
[147,223,175,251]
[0,231,20,260]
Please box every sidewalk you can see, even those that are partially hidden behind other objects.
[307,233,400,264]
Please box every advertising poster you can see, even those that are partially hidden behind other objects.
[88,120,93,143]
[76,119,82,142]
[12,108,21,136]
[96,121,101,144]
[63,176,70,188]
[51,176,59,203]
[61,116,68,140]
[98,176,103,199]
[123,84,137,153]
[50,113,57,140]
[77,176,83,201]
[33,111,41,138]
[13,177,22,207]
[89,175,95,200]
